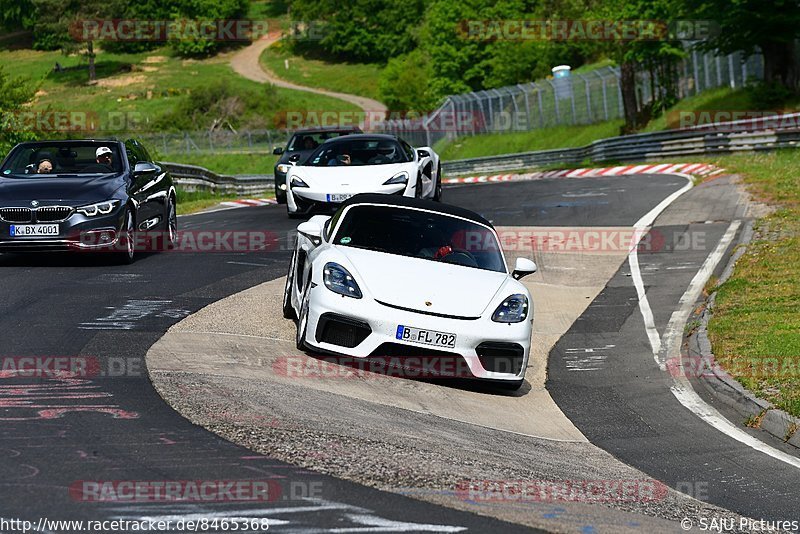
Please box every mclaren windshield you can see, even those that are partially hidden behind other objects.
[306,139,412,167]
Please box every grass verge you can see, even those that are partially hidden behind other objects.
[177,188,274,216]
[165,153,278,176]
[704,150,800,419]
[260,44,383,101]
[434,121,623,160]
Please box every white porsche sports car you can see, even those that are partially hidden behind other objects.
[282,194,537,389]
[284,134,442,218]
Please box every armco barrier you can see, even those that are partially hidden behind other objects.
[166,111,800,188]
[441,112,800,175]
[163,162,274,195]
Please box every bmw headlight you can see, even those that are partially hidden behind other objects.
[491,294,529,323]
[276,164,291,174]
[290,176,309,188]
[76,199,120,217]
[323,262,362,298]
[382,172,408,185]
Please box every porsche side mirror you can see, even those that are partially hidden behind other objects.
[297,216,329,246]
[512,257,537,280]
[273,146,284,155]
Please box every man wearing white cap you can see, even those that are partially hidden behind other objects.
[83,146,114,173]
[96,146,113,166]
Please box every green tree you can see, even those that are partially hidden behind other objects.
[0,67,38,155]
[30,0,125,81]
[686,0,800,91]
[288,0,425,62]
[586,0,686,132]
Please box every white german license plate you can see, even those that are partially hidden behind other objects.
[327,193,352,203]
[10,224,59,237]
[396,325,457,349]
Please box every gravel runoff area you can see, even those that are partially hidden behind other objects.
[147,240,767,533]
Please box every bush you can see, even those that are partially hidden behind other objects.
[378,50,438,113]
[153,81,282,132]
[747,81,796,110]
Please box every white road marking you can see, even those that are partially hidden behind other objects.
[658,221,740,369]
[659,221,800,470]
[626,186,800,470]
[628,175,695,356]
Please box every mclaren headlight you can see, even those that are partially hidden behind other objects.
[76,199,120,217]
[383,172,408,185]
[491,294,529,323]
[290,176,309,188]
[276,164,291,174]
[323,262,362,298]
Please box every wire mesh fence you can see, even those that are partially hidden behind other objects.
[379,49,764,147]
[143,48,764,156]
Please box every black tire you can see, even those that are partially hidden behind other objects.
[433,163,443,202]
[288,211,304,219]
[276,187,287,204]
[115,208,135,265]
[496,379,524,391]
[282,249,297,320]
[295,280,311,351]
[165,196,178,250]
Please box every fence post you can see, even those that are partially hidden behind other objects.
[519,84,531,130]
[547,80,560,124]
[716,55,722,86]
[536,84,544,128]
[703,53,711,90]
[576,73,591,123]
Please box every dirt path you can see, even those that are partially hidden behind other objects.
[230,36,387,130]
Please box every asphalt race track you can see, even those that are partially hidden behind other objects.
[1,173,797,532]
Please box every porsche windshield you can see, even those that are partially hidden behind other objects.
[0,142,123,177]
[306,139,411,167]
[333,205,506,273]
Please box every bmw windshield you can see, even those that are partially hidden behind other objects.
[306,139,411,167]
[1,142,123,178]
[332,205,507,273]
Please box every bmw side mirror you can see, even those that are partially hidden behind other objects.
[512,257,537,280]
[133,162,157,177]
[273,146,284,155]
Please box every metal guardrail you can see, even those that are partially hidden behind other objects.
[163,162,274,195]
[165,112,800,190]
[441,112,800,175]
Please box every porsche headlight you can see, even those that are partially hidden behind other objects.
[276,164,291,174]
[290,176,309,188]
[76,199,120,217]
[383,172,408,185]
[323,262,362,298]
[491,294,529,323]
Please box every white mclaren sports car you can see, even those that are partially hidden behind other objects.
[282,194,537,389]
[284,134,442,218]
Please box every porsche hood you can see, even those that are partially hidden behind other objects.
[339,246,512,318]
